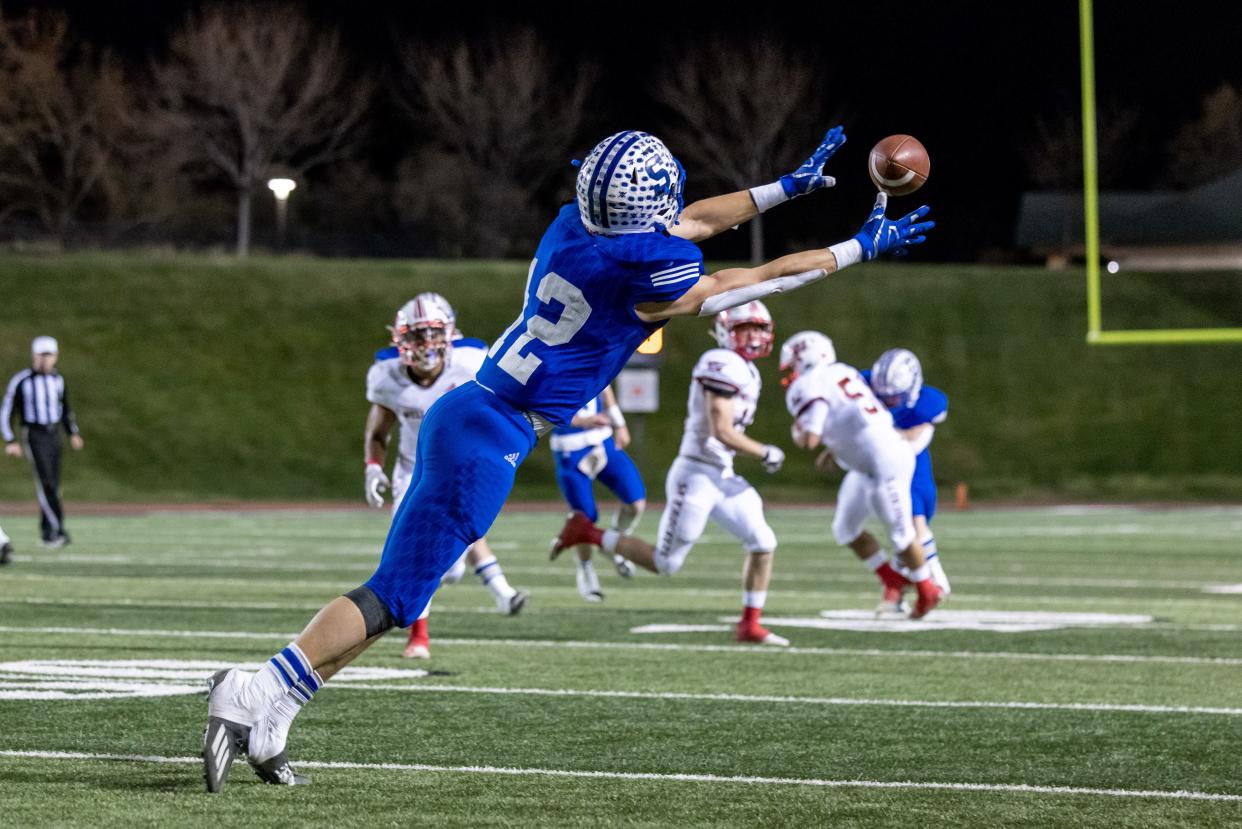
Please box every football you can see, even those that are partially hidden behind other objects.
[868,134,930,196]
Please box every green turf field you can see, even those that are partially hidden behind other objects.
[1,505,1241,827]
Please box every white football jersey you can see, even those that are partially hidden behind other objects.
[366,343,486,464]
[678,348,761,470]
[785,362,909,476]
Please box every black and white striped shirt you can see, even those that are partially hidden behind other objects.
[1,369,79,443]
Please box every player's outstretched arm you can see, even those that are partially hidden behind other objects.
[638,192,933,322]
[671,126,846,243]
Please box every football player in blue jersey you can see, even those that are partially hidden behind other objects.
[364,293,528,659]
[202,126,936,791]
[548,384,644,602]
[864,348,951,613]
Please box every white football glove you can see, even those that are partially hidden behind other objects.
[761,445,785,474]
[364,463,390,509]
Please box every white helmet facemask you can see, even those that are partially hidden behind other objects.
[576,131,686,236]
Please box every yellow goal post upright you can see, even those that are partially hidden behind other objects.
[1079,0,1242,345]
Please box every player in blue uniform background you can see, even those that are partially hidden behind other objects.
[202,125,936,791]
[548,386,645,602]
[865,348,951,611]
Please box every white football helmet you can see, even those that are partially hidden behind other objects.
[713,300,774,361]
[779,331,836,387]
[391,293,455,373]
[870,348,923,409]
[576,130,685,235]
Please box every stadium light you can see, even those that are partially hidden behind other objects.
[267,178,297,248]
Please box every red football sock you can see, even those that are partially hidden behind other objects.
[740,606,762,627]
[875,562,911,591]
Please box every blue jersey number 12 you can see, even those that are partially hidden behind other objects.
[492,271,592,385]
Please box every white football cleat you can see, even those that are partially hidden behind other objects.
[875,585,908,618]
[613,554,635,579]
[576,566,604,603]
[499,589,528,615]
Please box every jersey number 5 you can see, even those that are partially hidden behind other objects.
[493,272,592,385]
[838,376,880,414]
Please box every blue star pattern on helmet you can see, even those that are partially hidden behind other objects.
[779,126,847,198]
[852,192,935,261]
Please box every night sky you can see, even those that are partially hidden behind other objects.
[12,0,1242,260]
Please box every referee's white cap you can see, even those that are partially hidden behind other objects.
[32,336,58,355]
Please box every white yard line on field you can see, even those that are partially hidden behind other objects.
[0,597,501,614]
[11,555,1242,596]
[4,625,1242,667]
[332,682,1242,716]
[0,750,1238,802]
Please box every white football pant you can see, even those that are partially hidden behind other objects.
[654,457,777,576]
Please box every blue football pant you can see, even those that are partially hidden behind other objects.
[554,438,646,523]
[364,382,536,628]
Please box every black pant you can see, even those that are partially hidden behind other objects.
[23,426,65,542]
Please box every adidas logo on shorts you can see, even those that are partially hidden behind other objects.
[504,452,520,467]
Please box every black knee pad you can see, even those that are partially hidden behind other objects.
[344,586,396,638]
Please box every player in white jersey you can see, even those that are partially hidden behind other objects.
[364,293,527,658]
[556,301,789,646]
[781,331,944,619]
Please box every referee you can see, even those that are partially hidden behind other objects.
[2,336,84,548]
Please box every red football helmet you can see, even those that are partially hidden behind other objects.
[713,300,774,361]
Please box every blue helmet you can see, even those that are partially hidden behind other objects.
[871,348,923,410]
[576,131,685,235]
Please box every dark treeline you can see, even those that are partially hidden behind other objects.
[2,3,1240,260]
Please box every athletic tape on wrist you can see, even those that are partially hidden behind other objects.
[748,182,789,213]
[828,239,862,271]
[606,404,626,429]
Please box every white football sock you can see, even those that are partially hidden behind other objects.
[908,564,931,583]
[743,590,767,609]
[474,555,516,600]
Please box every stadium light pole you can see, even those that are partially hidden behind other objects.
[267,178,297,249]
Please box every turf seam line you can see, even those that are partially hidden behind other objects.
[1,750,1239,801]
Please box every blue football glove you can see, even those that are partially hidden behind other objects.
[852,192,935,261]
[779,126,847,198]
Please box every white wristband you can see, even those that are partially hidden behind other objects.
[748,182,789,213]
[828,239,862,271]
[606,404,626,429]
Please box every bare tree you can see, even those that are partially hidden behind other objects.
[1167,83,1242,188]
[151,5,372,256]
[393,29,596,257]
[0,9,131,239]
[1026,103,1139,190]
[654,36,828,263]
